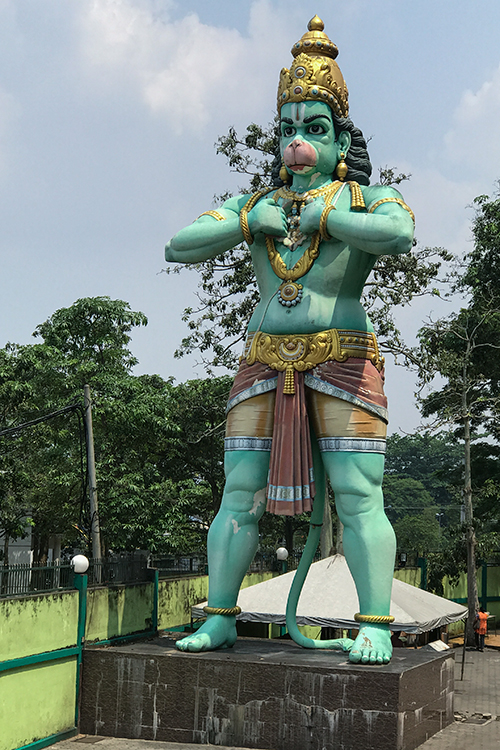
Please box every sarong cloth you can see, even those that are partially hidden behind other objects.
[225,357,388,516]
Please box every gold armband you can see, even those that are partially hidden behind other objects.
[197,210,226,221]
[368,197,415,224]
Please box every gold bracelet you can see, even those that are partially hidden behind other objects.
[354,613,395,624]
[240,209,254,246]
[198,210,226,221]
[239,188,275,246]
[368,197,415,224]
[203,605,241,616]
[319,205,336,241]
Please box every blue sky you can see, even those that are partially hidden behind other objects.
[1,0,500,433]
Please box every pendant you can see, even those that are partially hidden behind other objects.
[278,281,303,306]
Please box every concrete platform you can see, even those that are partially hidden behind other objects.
[79,635,454,750]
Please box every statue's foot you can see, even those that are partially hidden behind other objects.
[349,623,393,665]
[175,614,237,652]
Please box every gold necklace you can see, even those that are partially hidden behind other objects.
[274,180,342,204]
[269,181,343,306]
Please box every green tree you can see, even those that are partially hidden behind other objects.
[383,475,436,523]
[0,299,243,558]
[417,188,500,642]
[0,299,176,557]
[392,513,441,558]
[385,433,461,503]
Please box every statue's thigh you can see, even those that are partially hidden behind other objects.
[306,389,386,442]
[307,389,387,509]
[225,391,275,441]
[223,391,275,502]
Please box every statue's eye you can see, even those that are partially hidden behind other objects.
[308,124,325,134]
[283,126,295,137]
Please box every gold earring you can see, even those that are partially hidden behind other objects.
[279,161,290,184]
[336,152,348,181]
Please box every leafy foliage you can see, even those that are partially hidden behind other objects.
[415,190,500,633]
[0,298,230,560]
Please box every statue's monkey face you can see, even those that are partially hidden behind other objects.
[280,101,349,179]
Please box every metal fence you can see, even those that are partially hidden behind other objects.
[0,547,322,598]
[150,554,208,578]
[0,556,153,598]
[87,556,151,586]
[0,562,74,598]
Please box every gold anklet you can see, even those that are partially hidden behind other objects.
[354,613,395,624]
[203,605,241,616]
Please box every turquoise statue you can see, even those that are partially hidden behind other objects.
[165,17,414,664]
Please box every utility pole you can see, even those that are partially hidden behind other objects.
[84,384,102,561]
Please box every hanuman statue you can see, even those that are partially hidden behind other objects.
[165,17,414,664]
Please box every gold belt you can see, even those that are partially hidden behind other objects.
[245,328,384,394]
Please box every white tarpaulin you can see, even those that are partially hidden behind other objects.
[192,554,467,634]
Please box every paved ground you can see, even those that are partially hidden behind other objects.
[48,640,500,750]
[419,642,500,750]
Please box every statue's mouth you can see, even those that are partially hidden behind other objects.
[289,164,315,173]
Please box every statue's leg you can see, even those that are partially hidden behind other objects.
[322,450,395,664]
[307,388,394,664]
[175,449,269,652]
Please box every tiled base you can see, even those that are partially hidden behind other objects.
[80,637,454,750]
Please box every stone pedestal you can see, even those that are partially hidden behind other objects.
[80,636,454,750]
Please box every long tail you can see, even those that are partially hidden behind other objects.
[285,472,353,651]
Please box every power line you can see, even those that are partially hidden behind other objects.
[0,403,81,437]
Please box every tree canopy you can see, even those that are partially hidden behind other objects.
[0,298,228,561]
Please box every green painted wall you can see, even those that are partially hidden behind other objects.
[1,564,498,750]
[157,571,276,630]
[86,583,154,642]
[393,567,422,587]
[0,659,76,750]
[0,591,78,661]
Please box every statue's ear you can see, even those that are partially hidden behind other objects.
[337,130,351,153]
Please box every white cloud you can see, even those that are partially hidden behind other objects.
[444,61,500,185]
[77,0,300,133]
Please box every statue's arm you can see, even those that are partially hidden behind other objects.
[165,192,286,263]
[165,196,250,263]
[303,186,414,256]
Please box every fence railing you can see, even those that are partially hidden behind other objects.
[0,562,74,597]
[249,547,322,573]
[87,556,150,586]
[150,554,207,578]
[0,547,323,598]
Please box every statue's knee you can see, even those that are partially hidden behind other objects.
[331,467,384,520]
[223,452,269,515]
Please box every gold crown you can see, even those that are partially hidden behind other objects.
[277,16,349,118]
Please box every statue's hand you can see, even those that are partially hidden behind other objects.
[299,197,324,235]
[247,198,287,238]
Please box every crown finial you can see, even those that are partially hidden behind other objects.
[308,16,324,31]
[291,16,339,60]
